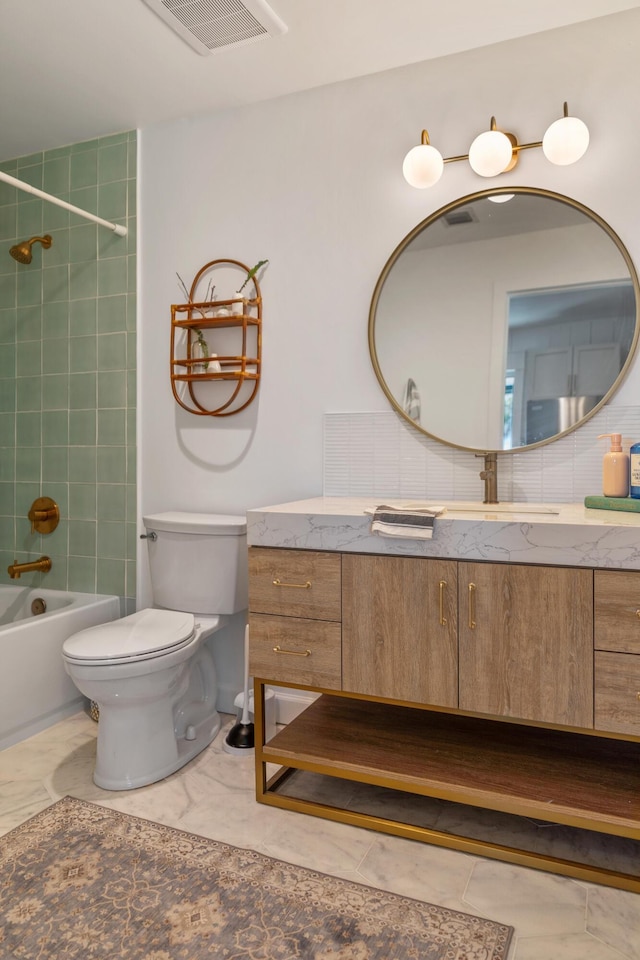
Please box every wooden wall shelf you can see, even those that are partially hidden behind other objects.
[170,258,263,416]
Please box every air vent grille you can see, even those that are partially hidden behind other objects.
[443,209,476,227]
[142,0,287,55]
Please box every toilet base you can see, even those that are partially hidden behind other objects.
[94,709,221,790]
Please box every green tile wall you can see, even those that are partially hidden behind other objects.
[0,131,136,606]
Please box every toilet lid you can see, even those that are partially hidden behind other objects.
[63,609,196,662]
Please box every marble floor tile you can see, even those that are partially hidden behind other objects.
[2,710,640,960]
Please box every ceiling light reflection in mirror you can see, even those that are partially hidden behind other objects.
[369,188,639,453]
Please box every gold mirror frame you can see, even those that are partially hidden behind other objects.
[369,187,640,454]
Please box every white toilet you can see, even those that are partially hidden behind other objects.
[62,511,248,790]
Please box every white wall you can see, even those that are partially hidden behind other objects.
[138,9,640,697]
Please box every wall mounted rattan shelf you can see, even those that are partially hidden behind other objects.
[170,258,262,416]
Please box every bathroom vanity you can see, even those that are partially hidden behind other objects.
[247,497,640,892]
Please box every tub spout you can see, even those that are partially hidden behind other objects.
[8,556,52,579]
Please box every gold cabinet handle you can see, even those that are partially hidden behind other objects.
[635,610,640,619]
[439,580,447,626]
[272,578,311,589]
[273,645,311,657]
[468,582,476,630]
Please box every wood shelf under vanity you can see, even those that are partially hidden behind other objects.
[256,690,640,890]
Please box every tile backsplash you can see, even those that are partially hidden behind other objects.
[324,407,640,503]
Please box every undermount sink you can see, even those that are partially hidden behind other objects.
[401,501,561,517]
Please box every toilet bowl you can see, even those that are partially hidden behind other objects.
[62,511,247,790]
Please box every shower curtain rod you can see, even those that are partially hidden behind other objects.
[0,170,128,237]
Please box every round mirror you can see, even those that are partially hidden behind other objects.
[369,187,639,452]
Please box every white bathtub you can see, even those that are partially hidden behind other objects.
[0,586,120,751]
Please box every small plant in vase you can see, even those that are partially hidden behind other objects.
[176,273,220,373]
[232,259,269,315]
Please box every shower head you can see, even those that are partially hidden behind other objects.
[9,234,52,265]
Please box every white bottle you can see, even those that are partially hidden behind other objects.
[598,434,629,498]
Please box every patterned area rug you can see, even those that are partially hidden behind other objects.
[0,797,513,959]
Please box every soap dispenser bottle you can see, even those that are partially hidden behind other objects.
[598,434,629,498]
[630,440,640,498]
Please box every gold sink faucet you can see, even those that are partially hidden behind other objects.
[7,556,52,580]
[476,452,499,504]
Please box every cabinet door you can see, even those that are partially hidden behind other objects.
[459,563,593,727]
[342,554,458,707]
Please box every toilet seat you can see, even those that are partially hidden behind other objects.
[62,609,196,666]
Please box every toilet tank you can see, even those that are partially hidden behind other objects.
[142,511,248,615]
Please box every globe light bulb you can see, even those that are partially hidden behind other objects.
[402,143,444,189]
[468,130,514,178]
[542,115,590,166]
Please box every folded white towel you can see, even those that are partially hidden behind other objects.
[367,504,446,540]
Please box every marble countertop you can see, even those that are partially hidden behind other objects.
[247,496,640,570]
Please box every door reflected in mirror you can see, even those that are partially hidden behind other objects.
[369,188,639,453]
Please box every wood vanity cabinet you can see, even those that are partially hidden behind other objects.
[249,546,640,893]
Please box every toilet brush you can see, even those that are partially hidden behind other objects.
[223,624,255,755]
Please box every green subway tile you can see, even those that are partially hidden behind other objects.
[17,305,43,341]
[0,482,14,514]
[97,557,125,596]
[0,343,15,378]
[70,298,97,336]
[42,445,68,481]
[0,275,16,308]
[0,515,14,543]
[97,520,126,558]
[0,448,15,482]
[98,225,129,260]
[97,332,126,371]
[43,337,69,375]
[126,407,136,444]
[16,199,43,235]
[69,185,98,216]
[43,264,69,302]
[98,181,127,223]
[97,408,125,445]
[43,300,69,338]
[42,373,69,410]
[43,156,70,195]
[16,376,41,411]
[17,269,41,307]
[44,144,72,161]
[42,410,68,445]
[69,519,96,556]
[97,445,125,483]
[45,483,68,519]
[0,181,17,206]
[15,446,40,481]
[0,308,17,342]
[71,137,100,154]
[126,368,136,404]
[0,206,17,241]
[0,413,15,446]
[126,293,136,332]
[69,372,96,409]
[126,521,136,560]
[125,482,136,522]
[126,446,136,484]
[69,409,96,445]
[97,257,127,297]
[0,378,16,411]
[70,150,98,189]
[45,201,70,231]
[98,132,129,149]
[16,156,43,177]
[17,340,41,377]
[69,482,96,520]
[69,260,97,300]
[69,223,97,262]
[69,446,96,482]
[70,335,96,373]
[98,370,126,408]
[42,555,68,590]
[98,294,126,333]
[0,240,17,274]
[16,411,41,446]
[97,483,125,520]
[68,555,96,592]
[45,228,70,267]
[127,254,136,293]
[125,558,136,597]
[98,142,128,184]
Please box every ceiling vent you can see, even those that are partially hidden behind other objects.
[142,0,287,55]
[443,209,477,227]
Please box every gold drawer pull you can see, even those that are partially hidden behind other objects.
[439,579,447,626]
[635,609,640,619]
[273,645,311,657]
[468,582,476,630]
[272,578,311,589]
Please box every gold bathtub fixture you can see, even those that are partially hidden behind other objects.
[7,556,52,580]
[28,496,60,535]
[9,235,52,265]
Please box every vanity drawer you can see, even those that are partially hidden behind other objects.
[249,613,342,690]
[594,651,640,736]
[249,547,341,621]
[594,571,640,654]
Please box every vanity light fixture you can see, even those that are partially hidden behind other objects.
[403,102,589,188]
